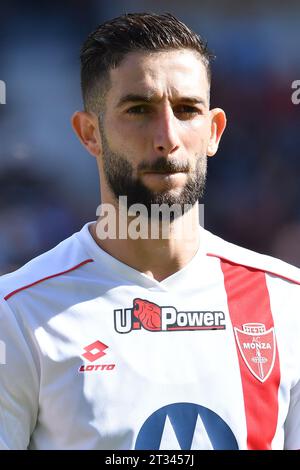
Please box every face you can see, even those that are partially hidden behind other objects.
[95,49,224,212]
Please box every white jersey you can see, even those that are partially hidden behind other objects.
[0,222,300,450]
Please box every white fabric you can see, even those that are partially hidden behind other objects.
[0,222,299,450]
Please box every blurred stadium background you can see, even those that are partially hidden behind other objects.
[0,0,300,274]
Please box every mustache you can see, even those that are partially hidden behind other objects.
[138,157,190,173]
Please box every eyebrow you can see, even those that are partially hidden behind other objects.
[116,93,207,108]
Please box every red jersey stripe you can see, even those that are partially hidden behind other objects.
[207,252,300,286]
[4,259,94,301]
[220,259,281,450]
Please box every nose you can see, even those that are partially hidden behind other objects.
[153,106,180,156]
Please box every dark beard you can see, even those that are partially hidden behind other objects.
[101,128,207,218]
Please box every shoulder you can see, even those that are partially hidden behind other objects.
[202,228,300,285]
[0,225,94,302]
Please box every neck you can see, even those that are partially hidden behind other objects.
[90,201,201,282]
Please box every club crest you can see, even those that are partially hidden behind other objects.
[234,323,276,383]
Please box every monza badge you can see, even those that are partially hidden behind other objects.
[234,323,276,383]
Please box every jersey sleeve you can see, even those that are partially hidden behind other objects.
[0,298,39,449]
[284,377,300,449]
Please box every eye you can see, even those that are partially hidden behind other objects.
[173,105,202,117]
[126,105,150,115]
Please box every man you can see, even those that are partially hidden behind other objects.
[0,13,299,450]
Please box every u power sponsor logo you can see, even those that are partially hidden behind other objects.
[114,298,226,334]
[79,340,115,373]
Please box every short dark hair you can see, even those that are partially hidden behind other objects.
[80,12,214,114]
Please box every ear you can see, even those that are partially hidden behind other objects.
[207,108,227,157]
[71,111,102,158]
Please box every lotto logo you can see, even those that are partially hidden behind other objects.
[79,340,115,373]
[79,364,115,372]
[82,340,108,362]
